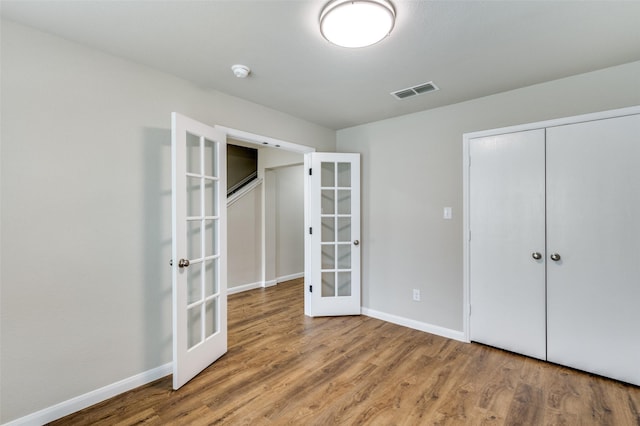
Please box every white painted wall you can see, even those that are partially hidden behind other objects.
[0,20,335,423]
[258,149,304,286]
[337,60,640,333]
[227,183,262,289]
[275,164,304,279]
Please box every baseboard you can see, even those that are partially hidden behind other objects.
[361,307,468,343]
[4,363,172,426]
[264,279,277,288]
[227,281,264,295]
[227,274,302,296]
[277,272,304,283]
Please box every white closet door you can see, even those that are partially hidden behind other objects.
[469,129,546,360]
[547,113,640,386]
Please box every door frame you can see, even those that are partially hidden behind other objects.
[462,105,640,342]
[216,126,315,295]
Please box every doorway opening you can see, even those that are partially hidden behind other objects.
[219,126,314,295]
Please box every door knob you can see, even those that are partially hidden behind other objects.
[178,258,190,268]
[532,252,542,260]
[550,253,561,261]
[353,240,360,246]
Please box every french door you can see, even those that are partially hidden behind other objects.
[305,153,361,316]
[171,113,227,389]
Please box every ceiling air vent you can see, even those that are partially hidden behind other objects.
[391,81,439,100]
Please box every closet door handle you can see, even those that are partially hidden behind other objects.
[532,252,542,260]
[550,253,561,261]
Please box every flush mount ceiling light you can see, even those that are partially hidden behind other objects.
[320,0,395,48]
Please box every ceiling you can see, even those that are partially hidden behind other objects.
[2,0,640,130]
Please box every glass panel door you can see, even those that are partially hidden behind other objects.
[307,153,360,316]
[172,113,227,389]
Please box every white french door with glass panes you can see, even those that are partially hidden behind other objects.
[171,113,227,390]
[306,153,360,316]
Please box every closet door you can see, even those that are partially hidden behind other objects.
[469,129,546,360]
[547,113,640,385]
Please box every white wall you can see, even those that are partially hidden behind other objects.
[275,164,304,279]
[0,20,335,423]
[259,149,305,286]
[337,61,640,334]
[227,183,262,289]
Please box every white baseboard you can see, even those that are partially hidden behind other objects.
[4,363,172,426]
[227,273,302,296]
[264,279,277,288]
[277,272,304,283]
[227,281,264,295]
[362,307,468,343]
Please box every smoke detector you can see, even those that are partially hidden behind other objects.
[231,64,251,78]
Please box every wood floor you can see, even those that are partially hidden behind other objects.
[50,278,640,425]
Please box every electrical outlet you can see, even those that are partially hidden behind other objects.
[412,289,421,301]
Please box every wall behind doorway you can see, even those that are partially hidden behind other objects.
[227,161,305,291]
[275,164,304,280]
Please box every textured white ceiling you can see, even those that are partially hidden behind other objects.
[2,0,640,129]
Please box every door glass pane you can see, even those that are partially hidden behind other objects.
[337,190,351,214]
[203,138,217,178]
[204,258,218,296]
[322,272,335,297]
[204,219,217,257]
[338,272,351,296]
[205,298,218,338]
[204,179,217,217]
[187,221,202,259]
[322,217,335,242]
[322,244,335,269]
[337,217,351,242]
[187,305,202,349]
[187,261,202,304]
[321,162,335,187]
[186,132,200,174]
[204,179,220,216]
[187,177,201,217]
[337,162,351,188]
[321,190,335,215]
[337,244,351,269]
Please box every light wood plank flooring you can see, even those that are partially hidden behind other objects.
[50,278,640,425]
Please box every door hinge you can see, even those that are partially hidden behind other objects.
[309,227,313,235]
[309,168,312,175]
[309,285,313,293]
[468,230,471,241]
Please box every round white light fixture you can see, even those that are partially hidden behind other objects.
[320,0,395,48]
[231,64,251,78]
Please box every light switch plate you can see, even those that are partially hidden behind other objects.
[443,207,452,219]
